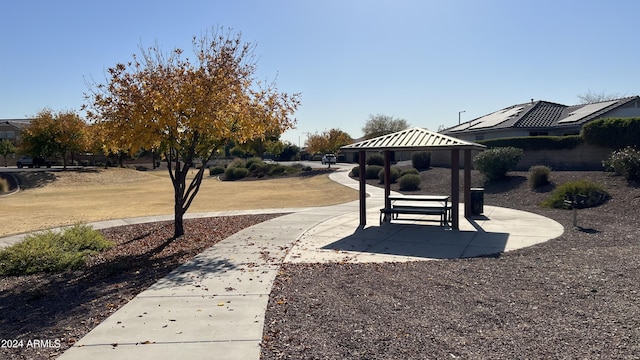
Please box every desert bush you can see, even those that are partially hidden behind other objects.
[245,157,264,169]
[0,178,8,193]
[248,162,270,177]
[285,166,301,175]
[603,146,640,181]
[528,165,551,189]
[209,166,225,176]
[302,166,312,172]
[351,166,360,177]
[378,167,401,184]
[366,154,384,166]
[398,174,421,191]
[400,168,420,177]
[0,224,113,276]
[473,147,523,181]
[224,166,249,180]
[541,180,610,209]
[268,164,288,176]
[411,151,431,170]
[227,158,246,169]
[479,135,582,151]
[365,165,383,179]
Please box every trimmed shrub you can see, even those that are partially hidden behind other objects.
[378,167,401,184]
[0,223,113,275]
[268,164,287,176]
[209,166,225,176]
[528,165,551,189]
[479,135,583,151]
[227,158,246,169]
[582,117,640,149]
[411,151,431,170]
[224,166,249,180]
[541,180,610,209]
[473,147,524,181]
[249,162,270,177]
[398,174,421,191]
[366,154,384,166]
[351,166,360,178]
[245,157,264,169]
[400,168,420,177]
[365,165,383,179]
[603,146,640,181]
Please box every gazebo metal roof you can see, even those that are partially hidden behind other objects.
[341,127,486,230]
[341,127,486,152]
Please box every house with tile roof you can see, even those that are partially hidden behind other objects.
[0,119,31,144]
[441,96,640,142]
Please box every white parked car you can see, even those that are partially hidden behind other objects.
[321,154,337,165]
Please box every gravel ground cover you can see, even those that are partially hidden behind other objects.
[261,168,640,359]
[1,167,639,359]
[0,214,281,360]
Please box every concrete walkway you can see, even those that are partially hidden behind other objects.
[10,168,563,359]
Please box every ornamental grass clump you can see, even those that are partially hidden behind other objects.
[528,165,551,190]
[541,180,610,209]
[245,157,264,169]
[227,158,247,169]
[268,164,288,176]
[248,162,271,177]
[0,223,113,276]
[224,166,249,180]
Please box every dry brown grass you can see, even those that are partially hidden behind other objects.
[0,168,358,236]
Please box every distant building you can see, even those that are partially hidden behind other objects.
[441,96,640,141]
[0,119,31,144]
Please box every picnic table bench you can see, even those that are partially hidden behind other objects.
[380,194,451,226]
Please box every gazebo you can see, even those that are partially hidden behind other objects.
[341,127,486,230]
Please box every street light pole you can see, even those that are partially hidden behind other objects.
[458,110,466,125]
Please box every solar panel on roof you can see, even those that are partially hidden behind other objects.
[468,106,523,130]
[447,119,483,132]
[557,100,618,124]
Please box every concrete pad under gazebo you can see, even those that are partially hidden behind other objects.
[341,127,487,230]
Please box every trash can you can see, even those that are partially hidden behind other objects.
[470,187,484,215]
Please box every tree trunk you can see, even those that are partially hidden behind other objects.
[174,192,185,238]
[166,139,215,239]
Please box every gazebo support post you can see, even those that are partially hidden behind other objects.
[451,149,460,230]
[464,149,472,218]
[359,150,367,226]
[383,150,391,209]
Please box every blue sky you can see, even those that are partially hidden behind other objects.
[1,0,638,146]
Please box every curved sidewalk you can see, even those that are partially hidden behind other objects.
[50,168,564,359]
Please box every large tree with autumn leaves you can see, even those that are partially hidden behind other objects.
[20,109,89,169]
[84,28,300,238]
[306,128,353,155]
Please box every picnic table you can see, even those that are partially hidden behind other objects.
[380,194,451,226]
